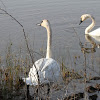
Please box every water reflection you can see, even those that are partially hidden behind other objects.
[85,34,97,48]
[85,34,100,48]
[80,34,97,54]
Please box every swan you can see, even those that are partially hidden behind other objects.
[79,14,100,42]
[23,20,61,86]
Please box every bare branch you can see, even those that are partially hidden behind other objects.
[0,8,40,85]
[72,27,83,48]
[0,0,7,10]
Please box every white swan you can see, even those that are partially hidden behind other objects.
[79,14,100,42]
[23,20,61,86]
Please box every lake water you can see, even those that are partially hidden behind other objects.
[0,0,100,99]
[0,0,100,51]
[0,0,100,73]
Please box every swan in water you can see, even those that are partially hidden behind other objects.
[79,14,100,42]
[23,20,61,86]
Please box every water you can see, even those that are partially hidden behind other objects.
[0,0,99,58]
[0,0,100,53]
[0,0,100,99]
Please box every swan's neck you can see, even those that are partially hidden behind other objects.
[85,16,95,34]
[46,25,52,59]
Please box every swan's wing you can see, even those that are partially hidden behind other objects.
[89,28,100,42]
[89,28,100,36]
[23,58,46,85]
[22,67,39,85]
[28,58,48,85]
[34,58,47,70]
[41,58,61,82]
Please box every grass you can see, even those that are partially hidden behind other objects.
[0,41,83,100]
[61,60,82,80]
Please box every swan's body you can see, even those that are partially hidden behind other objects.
[24,58,60,85]
[87,28,100,42]
[23,20,61,85]
[79,14,100,42]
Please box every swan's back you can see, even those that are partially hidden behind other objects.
[23,58,61,85]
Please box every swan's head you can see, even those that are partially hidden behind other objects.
[37,19,50,28]
[79,14,91,25]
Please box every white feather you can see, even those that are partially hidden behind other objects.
[23,58,60,85]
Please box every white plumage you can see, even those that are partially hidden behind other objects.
[79,14,100,42]
[23,58,60,85]
[23,20,61,86]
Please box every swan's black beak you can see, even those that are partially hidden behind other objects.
[36,23,41,26]
[79,20,83,25]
